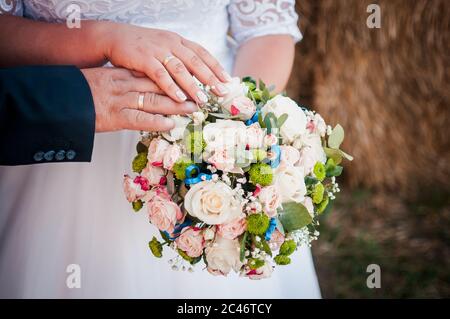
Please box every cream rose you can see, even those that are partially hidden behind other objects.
[295,134,326,174]
[184,180,243,225]
[258,185,282,217]
[280,145,300,166]
[203,119,247,153]
[275,165,307,203]
[147,138,170,164]
[163,144,182,170]
[206,236,243,276]
[141,165,165,185]
[162,115,191,142]
[224,96,256,120]
[147,193,183,233]
[261,95,307,143]
[175,227,205,258]
[244,123,265,149]
[206,148,236,172]
[220,77,248,110]
[217,217,247,240]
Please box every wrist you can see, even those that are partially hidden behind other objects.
[86,20,116,63]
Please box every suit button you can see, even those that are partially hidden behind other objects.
[55,150,66,161]
[44,150,55,161]
[66,150,76,160]
[33,151,45,162]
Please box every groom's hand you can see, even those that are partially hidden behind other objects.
[81,68,197,132]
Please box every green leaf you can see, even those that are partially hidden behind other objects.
[240,232,248,262]
[243,76,256,85]
[340,149,354,161]
[326,165,343,177]
[276,113,289,128]
[278,202,313,232]
[136,142,148,154]
[159,231,172,244]
[261,240,272,257]
[328,124,345,149]
[261,89,271,103]
[258,111,265,128]
[258,79,266,91]
[304,176,318,186]
[324,147,343,165]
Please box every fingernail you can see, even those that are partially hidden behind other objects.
[216,83,229,95]
[196,91,208,103]
[176,90,187,101]
[222,71,232,82]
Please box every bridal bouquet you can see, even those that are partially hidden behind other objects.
[123,77,352,279]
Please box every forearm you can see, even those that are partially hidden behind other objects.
[232,35,296,93]
[0,15,108,68]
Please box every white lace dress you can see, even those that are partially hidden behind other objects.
[0,0,321,298]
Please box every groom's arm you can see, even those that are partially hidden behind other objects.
[0,65,95,166]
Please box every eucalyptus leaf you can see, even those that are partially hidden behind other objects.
[326,165,343,177]
[328,124,345,149]
[258,111,266,128]
[324,147,343,165]
[278,202,313,232]
[276,113,289,128]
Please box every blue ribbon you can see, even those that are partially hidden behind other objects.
[184,164,212,185]
[245,110,260,126]
[265,218,278,241]
[162,219,194,241]
[269,144,281,168]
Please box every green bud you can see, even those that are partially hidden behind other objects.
[132,152,148,173]
[279,240,297,256]
[274,254,291,265]
[317,196,329,214]
[246,214,270,235]
[149,237,163,258]
[312,182,325,204]
[248,163,273,186]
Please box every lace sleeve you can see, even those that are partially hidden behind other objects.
[228,0,302,45]
[0,0,23,15]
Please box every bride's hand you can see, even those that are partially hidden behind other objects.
[97,22,231,104]
[81,68,197,132]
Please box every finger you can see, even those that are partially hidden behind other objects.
[120,109,175,132]
[174,46,229,97]
[163,55,210,104]
[118,77,164,94]
[142,58,187,103]
[181,39,232,83]
[121,92,198,115]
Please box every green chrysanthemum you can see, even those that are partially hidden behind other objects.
[248,258,265,270]
[132,152,148,173]
[274,254,291,265]
[148,237,163,258]
[313,162,326,181]
[246,214,270,235]
[312,182,325,204]
[132,200,143,212]
[248,163,273,186]
[185,131,206,155]
[251,149,267,162]
[317,196,329,214]
[279,240,297,256]
[172,157,194,180]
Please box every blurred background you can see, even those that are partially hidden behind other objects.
[287,0,449,298]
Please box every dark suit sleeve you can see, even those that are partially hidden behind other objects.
[0,66,95,166]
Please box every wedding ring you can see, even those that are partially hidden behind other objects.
[137,93,145,111]
[163,54,175,66]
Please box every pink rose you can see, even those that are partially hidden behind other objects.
[245,123,265,149]
[207,148,236,172]
[227,96,256,120]
[175,227,205,258]
[258,185,282,217]
[147,138,170,165]
[147,193,182,233]
[217,218,247,240]
[141,165,165,185]
[280,145,300,166]
[163,144,182,170]
[246,263,273,280]
[268,229,285,251]
[123,175,146,202]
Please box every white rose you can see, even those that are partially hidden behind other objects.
[275,165,307,203]
[261,95,307,143]
[295,134,326,174]
[206,236,243,276]
[163,144,182,170]
[258,185,282,217]
[280,145,300,166]
[147,138,170,164]
[162,115,191,142]
[220,77,248,109]
[191,111,206,125]
[203,120,247,152]
[312,113,327,137]
[184,180,243,224]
